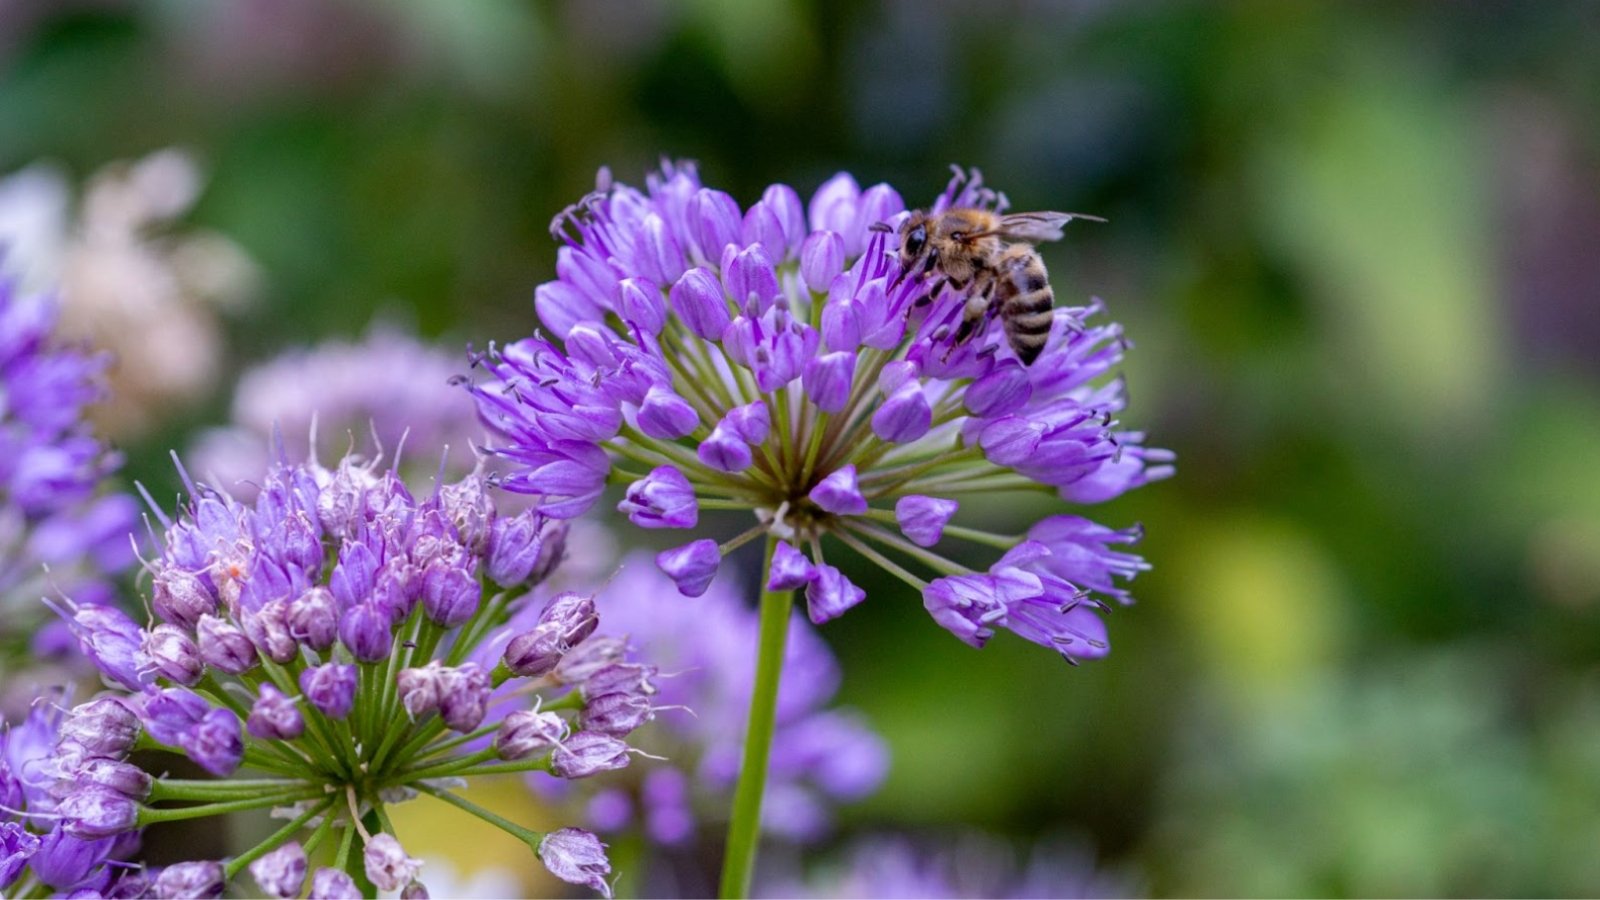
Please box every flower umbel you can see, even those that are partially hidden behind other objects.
[16,448,642,898]
[471,163,1171,659]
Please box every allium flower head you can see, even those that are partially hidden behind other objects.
[527,557,887,845]
[470,163,1171,660]
[0,271,137,697]
[18,447,647,897]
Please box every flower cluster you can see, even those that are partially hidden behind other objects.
[189,324,486,496]
[10,449,660,898]
[0,272,137,696]
[470,163,1170,661]
[528,557,887,846]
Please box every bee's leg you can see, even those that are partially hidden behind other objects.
[909,275,949,312]
[951,277,995,346]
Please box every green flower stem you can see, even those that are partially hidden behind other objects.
[223,796,334,879]
[843,519,971,576]
[383,747,497,786]
[410,719,504,761]
[146,778,316,802]
[717,536,790,899]
[417,783,541,846]
[938,522,1024,549]
[302,800,340,857]
[139,788,327,826]
[831,528,928,590]
[433,755,554,779]
[334,808,359,885]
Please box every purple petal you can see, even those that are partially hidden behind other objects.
[766,541,818,591]
[894,496,959,547]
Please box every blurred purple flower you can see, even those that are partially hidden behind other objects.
[189,325,486,496]
[757,833,1139,899]
[0,271,136,697]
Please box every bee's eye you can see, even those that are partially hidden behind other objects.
[905,227,926,257]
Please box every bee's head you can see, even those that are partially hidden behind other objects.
[895,211,931,271]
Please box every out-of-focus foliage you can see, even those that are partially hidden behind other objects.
[2,0,1597,895]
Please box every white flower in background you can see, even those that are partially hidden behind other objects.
[0,148,258,439]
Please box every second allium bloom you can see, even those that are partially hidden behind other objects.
[471,164,1171,660]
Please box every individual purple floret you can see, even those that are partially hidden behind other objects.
[527,557,888,845]
[469,162,1170,661]
[18,447,656,897]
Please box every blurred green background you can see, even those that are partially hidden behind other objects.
[4,0,1599,895]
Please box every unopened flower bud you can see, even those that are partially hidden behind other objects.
[150,567,216,629]
[363,833,423,892]
[494,710,570,760]
[196,613,258,675]
[579,663,657,701]
[579,692,654,738]
[486,510,547,586]
[142,624,203,686]
[184,708,244,776]
[153,859,225,899]
[287,587,338,651]
[299,663,357,720]
[437,664,492,732]
[309,867,360,899]
[655,539,720,598]
[243,599,299,665]
[539,592,598,646]
[396,663,443,720]
[339,601,391,663]
[538,828,612,898]
[59,786,139,839]
[60,698,139,757]
[73,758,151,799]
[249,840,307,898]
[421,563,480,627]
[549,731,631,779]
[247,685,304,741]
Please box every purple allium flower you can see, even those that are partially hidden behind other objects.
[27,448,651,897]
[469,163,1170,660]
[528,558,887,845]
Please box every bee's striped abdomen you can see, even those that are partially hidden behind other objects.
[997,246,1054,366]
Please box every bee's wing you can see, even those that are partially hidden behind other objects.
[987,211,1106,243]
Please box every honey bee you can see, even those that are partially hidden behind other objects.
[886,207,1103,365]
